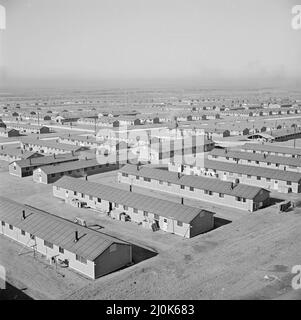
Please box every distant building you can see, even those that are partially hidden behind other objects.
[33,159,119,184]
[0,128,20,138]
[21,138,87,155]
[58,134,100,149]
[169,159,301,194]
[208,148,301,172]
[0,146,43,162]
[118,164,270,212]
[6,124,50,134]
[241,143,301,158]
[9,153,79,177]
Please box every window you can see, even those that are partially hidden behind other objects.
[74,191,77,196]
[123,205,128,210]
[163,218,167,223]
[248,160,251,163]
[51,173,55,177]
[68,171,72,174]
[76,255,87,264]
[30,234,35,240]
[242,198,246,202]
[1,221,5,226]
[154,214,159,220]
[247,175,251,179]
[257,176,261,180]
[204,190,209,194]
[287,181,292,185]
[208,191,213,195]
[190,187,194,191]
[98,198,101,203]
[44,240,53,249]
[267,162,271,166]
[276,163,279,167]
[177,221,183,227]
[219,193,224,198]
[59,247,64,254]
[144,177,151,182]
[122,173,128,177]
[21,230,26,236]
[236,197,241,202]
[159,180,163,184]
[143,211,148,217]
[266,178,271,182]
[181,185,185,189]
[9,224,13,230]
[133,208,138,213]
[136,176,139,180]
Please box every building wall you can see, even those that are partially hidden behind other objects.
[190,212,215,237]
[118,173,257,211]
[0,221,95,279]
[170,162,300,194]
[52,186,211,237]
[33,163,119,184]
[242,149,301,159]
[208,154,301,172]
[94,244,132,278]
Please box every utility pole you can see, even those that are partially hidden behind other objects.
[294,124,296,149]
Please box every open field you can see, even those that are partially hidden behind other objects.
[1,166,301,299]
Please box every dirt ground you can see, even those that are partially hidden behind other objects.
[1,167,301,300]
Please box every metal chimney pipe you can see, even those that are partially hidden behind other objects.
[74,231,79,242]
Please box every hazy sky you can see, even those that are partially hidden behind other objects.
[0,0,301,87]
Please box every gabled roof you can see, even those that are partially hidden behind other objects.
[203,159,301,183]
[12,153,78,168]
[0,196,128,261]
[242,143,301,156]
[209,148,301,167]
[120,164,267,199]
[54,176,214,223]
[37,158,112,175]
[21,138,84,152]
[0,146,42,159]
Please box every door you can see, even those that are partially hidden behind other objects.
[161,218,168,231]
[109,202,113,212]
[274,180,278,190]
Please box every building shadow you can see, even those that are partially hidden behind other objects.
[0,282,33,300]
